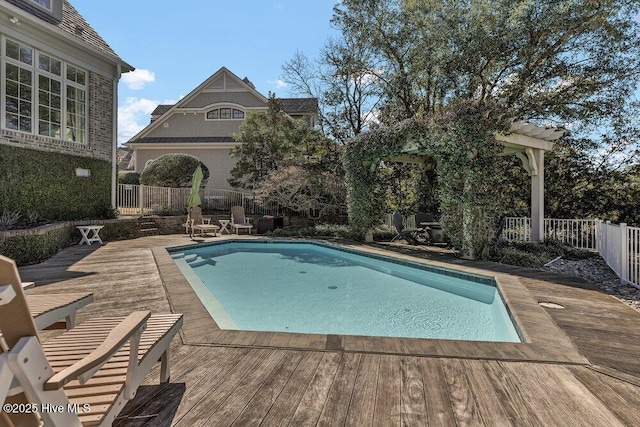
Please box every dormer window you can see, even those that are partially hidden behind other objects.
[206,108,245,120]
[31,0,52,11]
[27,0,63,21]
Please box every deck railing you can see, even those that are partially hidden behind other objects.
[116,184,292,217]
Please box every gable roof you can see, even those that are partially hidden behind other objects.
[282,98,319,114]
[4,0,133,71]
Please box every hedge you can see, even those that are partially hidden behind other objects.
[0,220,140,266]
[0,144,113,221]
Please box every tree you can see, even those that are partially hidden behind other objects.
[140,154,209,188]
[229,93,342,189]
[333,0,640,128]
[281,42,381,144]
[255,166,346,222]
[118,172,140,185]
[335,0,640,252]
[228,95,295,189]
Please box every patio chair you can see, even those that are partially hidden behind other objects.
[22,280,94,330]
[28,293,94,331]
[188,206,220,237]
[230,206,253,235]
[415,212,446,245]
[390,212,422,245]
[0,255,183,427]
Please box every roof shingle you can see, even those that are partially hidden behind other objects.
[5,0,130,69]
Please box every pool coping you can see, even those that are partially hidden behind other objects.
[153,236,589,364]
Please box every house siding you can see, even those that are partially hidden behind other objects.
[135,146,240,190]
[150,113,244,138]
[184,92,266,109]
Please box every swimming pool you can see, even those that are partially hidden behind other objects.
[170,241,521,342]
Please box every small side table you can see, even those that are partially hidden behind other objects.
[218,219,231,234]
[77,225,104,245]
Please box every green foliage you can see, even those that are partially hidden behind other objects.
[0,226,76,266]
[484,238,597,268]
[333,0,640,127]
[434,101,509,258]
[344,102,509,257]
[229,95,295,189]
[0,145,112,221]
[118,172,141,185]
[229,94,341,190]
[0,220,141,266]
[495,139,640,226]
[255,166,346,222]
[270,223,390,241]
[328,0,639,232]
[140,153,209,188]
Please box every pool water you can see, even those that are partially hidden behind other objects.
[170,241,521,342]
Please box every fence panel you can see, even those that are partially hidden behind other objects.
[503,217,531,242]
[628,226,640,288]
[597,221,623,277]
[117,184,293,217]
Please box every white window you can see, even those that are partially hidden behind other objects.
[206,108,245,120]
[2,38,87,143]
[30,0,52,11]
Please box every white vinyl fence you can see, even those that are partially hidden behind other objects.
[504,217,639,289]
[503,217,598,251]
[596,221,640,289]
[117,184,292,217]
[386,214,639,289]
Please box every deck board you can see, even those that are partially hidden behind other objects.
[16,235,640,425]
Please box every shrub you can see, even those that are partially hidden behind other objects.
[119,172,141,185]
[140,154,209,187]
[496,247,545,268]
[0,145,112,221]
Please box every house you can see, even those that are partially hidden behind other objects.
[127,67,318,190]
[0,0,132,220]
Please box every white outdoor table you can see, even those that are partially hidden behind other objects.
[218,219,231,234]
[77,225,104,245]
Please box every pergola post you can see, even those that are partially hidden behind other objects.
[531,149,544,242]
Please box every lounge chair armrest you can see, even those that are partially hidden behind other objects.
[21,282,35,290]
[43,311,151,390]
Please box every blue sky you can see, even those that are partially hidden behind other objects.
[73,1,338,144]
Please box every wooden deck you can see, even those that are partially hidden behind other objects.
[18,235,640,426]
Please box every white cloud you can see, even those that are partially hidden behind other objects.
[121,69,155,90]
[117,97,176,144]
[268,79,288,89]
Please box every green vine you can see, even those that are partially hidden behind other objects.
[344,101,510,257]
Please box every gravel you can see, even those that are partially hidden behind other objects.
[542,256,640,311]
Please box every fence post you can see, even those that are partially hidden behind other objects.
[620,223,629,283]
[138,185,144,215]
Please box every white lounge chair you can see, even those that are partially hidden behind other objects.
[188,206,220,237]
[0,255,183,427]
[22,281,94,330]
[230,206,253,235]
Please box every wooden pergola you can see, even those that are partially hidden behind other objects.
[392,121,565,242]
